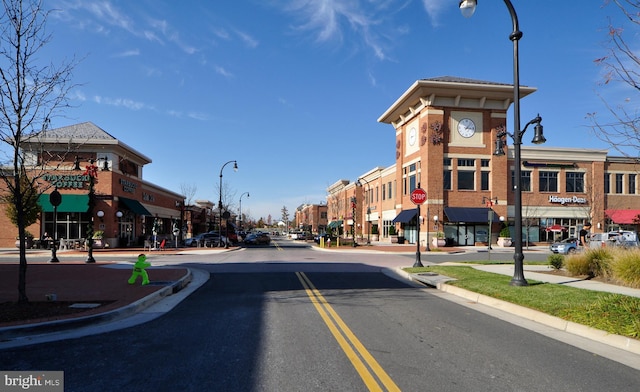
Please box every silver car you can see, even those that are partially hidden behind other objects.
[589,231,639,248]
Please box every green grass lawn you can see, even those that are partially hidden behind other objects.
[404,265,640,340]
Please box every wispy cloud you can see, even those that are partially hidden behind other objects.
[113,49,140,58]
[214,65,234,78]
[93,95,154,111]
[278,0,413,61]
[421,0,448,27]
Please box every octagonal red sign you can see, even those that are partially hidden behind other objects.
[410,188,427,205]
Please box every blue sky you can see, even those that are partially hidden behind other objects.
[39,0,633,221]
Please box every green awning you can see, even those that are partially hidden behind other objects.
[38,194,89,213]
[120,197,151,216]
[327,220,343,229]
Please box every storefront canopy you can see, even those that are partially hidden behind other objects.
[38,194,89,213]
[444,207,499,223]
[120,197,151,216]
[605,209,640,224]
[392,209,417,223]
[327,220,343,229]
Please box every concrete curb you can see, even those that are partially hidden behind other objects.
[0,268,193,341]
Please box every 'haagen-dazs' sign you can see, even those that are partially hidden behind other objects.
[549,195,587,205]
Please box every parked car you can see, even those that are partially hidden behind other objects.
[244,232,271,245]
[314,233,335,244]
[184,232,228,247]
[589,231,639,248]
[549,237,578,254]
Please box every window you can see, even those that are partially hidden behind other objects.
[510,170,531,191]
[604,173,610,194]
[481,171,489,191]
[566,172,584,193]
[403,163,419,195]
[388,181,392,199]
[443,170,452,190]
[458,171,475,190]
[616,173,624,194]
[630,174,636,195]
[481,159,490,167]
[539,171,558,192]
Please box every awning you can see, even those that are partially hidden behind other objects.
[545,224,567,232]
[444,207,499,223]
[327,220,343,229]
[392,209,417,223]
[606,209,640,224]
[38,194,89,213]
[120,197,151,216]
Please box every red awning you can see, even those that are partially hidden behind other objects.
[605,209,640,224]
[545,224,567,232]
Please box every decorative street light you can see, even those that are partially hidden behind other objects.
[350,196,357,247]
[356,178,371,245]
[239,191,249,230]
[219,160,238,247]
[461,0,546,286]
[48,187,61,263]
[83,159,99,263]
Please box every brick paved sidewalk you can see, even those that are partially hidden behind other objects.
[0,262,188,327]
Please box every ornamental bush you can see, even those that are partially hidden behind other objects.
[548,254,564,270]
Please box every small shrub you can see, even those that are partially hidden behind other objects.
[565,253,592,276]
[611,249,640,288]
[585,248,614,278]
[548,254,564,270]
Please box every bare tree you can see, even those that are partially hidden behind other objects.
[180,182,197,206]
[0,0,78,303]
[588,1,640,154]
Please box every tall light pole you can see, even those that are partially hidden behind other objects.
[239,191,249,230]
[356,178,371,245]
[219,160,238,247]
[461,0,546,286]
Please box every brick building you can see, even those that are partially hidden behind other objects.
[327,77,640,246]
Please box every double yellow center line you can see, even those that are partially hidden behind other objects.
[295,272,400,392]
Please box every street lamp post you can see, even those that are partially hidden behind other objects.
[356,178,371,245]
[239,192,249,230]
[48,187,61,263]
[218,160,238,247]
[461,0,546,286]
[83,159,99,263]
[350,196,357,247]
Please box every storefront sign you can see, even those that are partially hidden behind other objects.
[42,173,88,189]
[142,192,155,202]
[120,178,138,193]
[548,195,587,205]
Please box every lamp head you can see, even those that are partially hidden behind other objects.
[233,161,238,172]
[494,137,506,156]
[459,0,477,18]
[531,123,546,144]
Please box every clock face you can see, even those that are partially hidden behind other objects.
[457,118,476,138]
[408,127,417,146]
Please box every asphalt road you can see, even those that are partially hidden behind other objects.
[2,239,639,391]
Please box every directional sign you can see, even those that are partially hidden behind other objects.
[410,188,427,205]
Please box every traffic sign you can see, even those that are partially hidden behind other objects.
[410,188,427,205]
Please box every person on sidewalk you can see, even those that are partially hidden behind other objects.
[579,223,591,248]
[128,254,151,285]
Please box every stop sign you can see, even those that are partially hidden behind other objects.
[410,188,427,205]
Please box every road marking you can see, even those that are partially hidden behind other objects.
[273,241,283,250]
[296,272,400,392]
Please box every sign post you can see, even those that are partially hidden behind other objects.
[410,187,427,267]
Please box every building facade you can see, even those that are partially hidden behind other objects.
[327,77,640,246]
[0,122,185,248]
